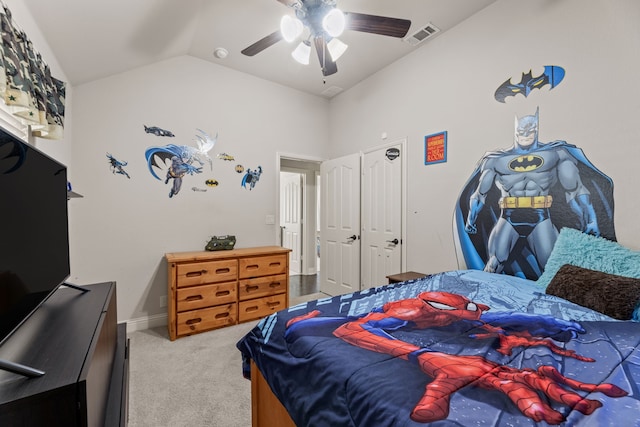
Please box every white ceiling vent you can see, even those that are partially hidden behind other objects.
[404,23,441,46]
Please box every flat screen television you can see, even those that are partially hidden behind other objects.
[0,127,70,348]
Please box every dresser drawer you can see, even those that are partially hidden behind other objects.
[176,304,237,336]
[176,260,237,287]
[238,294,286,322]
[238,255,287,279]
[238,274,287,301]
[176,281,237,312]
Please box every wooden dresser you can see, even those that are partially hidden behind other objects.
[165,246,291,341]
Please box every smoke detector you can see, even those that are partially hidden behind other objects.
[213,47,229,59]
[404,23,440,46]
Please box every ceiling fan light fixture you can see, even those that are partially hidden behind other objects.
[327,37,348,61]
[280,15,303,42]
[322,8,345,37]
[291,40,311,65]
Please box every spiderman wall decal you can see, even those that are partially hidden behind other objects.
[285,291,627,425]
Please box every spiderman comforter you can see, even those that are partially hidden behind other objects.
[236,270,640,427]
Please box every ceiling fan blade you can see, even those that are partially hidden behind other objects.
[241,30,283,56]
[313,36,337,76]
[345,12,412,38]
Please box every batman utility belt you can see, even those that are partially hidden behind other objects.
[498,195,553,209]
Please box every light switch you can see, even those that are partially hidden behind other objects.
[265,214,275,225]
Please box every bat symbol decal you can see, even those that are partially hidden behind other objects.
[509,155,544,172]
[495,66,565,103]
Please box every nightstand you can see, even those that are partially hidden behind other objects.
[386,271,427,284]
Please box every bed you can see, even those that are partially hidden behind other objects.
[237,230,640,426]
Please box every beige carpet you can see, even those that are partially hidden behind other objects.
[127,292,326,426]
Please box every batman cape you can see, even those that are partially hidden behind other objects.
[454,141,615,280]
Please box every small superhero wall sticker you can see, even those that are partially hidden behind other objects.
[241,166,262,190]
[494,65,565,103]
[144,128,218,198]
[144,125,175,137]
[194,128,217,170]
[106,153,130,179]
[202,178,219,190]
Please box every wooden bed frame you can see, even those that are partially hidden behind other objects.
[250,360,296,427]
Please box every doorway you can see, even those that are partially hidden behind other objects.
[278,154,322,299]
[319,139,407,296]
[278,140,406,299]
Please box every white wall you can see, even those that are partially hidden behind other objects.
[329,0,640,274]
[69,56,329,323]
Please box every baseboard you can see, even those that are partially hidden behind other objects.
[126,313,167,332]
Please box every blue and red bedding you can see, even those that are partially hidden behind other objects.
[237,270,640,426]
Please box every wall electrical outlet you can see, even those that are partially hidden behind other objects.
[159,295,167,308]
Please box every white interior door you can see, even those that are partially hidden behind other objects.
[320,153,361,296]
[280,171,302,275]
[361,144,403,288]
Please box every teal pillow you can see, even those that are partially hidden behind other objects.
[537,227,640,290]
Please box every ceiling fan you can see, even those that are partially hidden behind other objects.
[241,0,412,77]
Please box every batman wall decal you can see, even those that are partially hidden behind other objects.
[494,66,565,103]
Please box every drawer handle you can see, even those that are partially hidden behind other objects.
[269,282,281,288]
[215,290,231,297]
[245,264,259,271]
[215,312,230,319]
[269,262,281,268]
[185,295,203,302]
[245,285,259,292]
[186,270,207,277]
[267,301,281,308]
[245,305,259,313]
[186,318,202,325]
[215,268,230,274]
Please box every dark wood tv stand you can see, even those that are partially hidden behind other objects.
[0,282,129,426]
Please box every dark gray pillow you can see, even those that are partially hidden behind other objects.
[546,264,640,320]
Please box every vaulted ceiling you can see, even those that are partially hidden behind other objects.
[23,0,497,97]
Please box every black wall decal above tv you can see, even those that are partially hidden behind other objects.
[0,127,70,347]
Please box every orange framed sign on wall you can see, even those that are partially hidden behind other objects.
[425,131,447,165]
